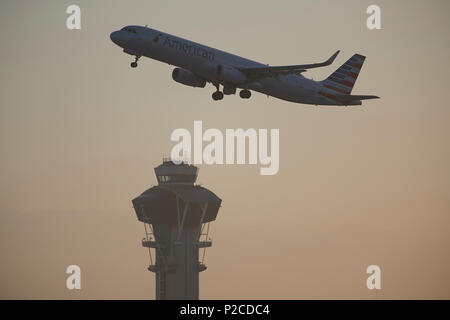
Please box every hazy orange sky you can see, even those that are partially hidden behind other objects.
[0,0,449,299]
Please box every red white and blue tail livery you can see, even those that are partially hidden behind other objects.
[318,54,378,105]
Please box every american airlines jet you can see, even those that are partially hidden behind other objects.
[110,26,379,105]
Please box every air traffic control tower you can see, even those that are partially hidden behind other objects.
[132,160,222,300]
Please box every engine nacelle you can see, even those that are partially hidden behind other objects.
[172,68,206,88]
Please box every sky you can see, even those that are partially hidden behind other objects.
[0,0,449,299]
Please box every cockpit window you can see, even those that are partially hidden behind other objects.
[122,27,136,34]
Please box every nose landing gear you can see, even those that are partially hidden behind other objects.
[130,55,141,68]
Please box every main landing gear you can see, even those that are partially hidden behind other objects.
[212,91,224,101]
[239,89,251,99]
[212,83,224,101]
[211,84,252,101]
[130,55,140,68]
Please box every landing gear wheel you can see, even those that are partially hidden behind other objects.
[212,91,224,101]
[239,89,251,99]
[130,55,140,68]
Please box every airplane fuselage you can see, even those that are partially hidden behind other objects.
[110,26,366,105]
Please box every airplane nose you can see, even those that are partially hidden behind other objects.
[110,31,120,44]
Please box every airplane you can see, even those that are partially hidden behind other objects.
[110,25,379,105]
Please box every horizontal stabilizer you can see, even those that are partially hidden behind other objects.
[336,94,380,101]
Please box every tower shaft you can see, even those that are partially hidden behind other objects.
[153,225,200,300]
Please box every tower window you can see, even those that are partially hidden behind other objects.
[158,174,195,183]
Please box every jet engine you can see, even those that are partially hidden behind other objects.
[172,68,206,88]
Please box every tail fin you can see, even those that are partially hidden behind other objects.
[322,54,366,95]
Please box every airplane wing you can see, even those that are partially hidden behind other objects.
[238,50,340,80]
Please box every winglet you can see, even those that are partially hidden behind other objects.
[301,50,340,69]
[325,50,340,66]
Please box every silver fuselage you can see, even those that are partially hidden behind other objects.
[110,26,346,105]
